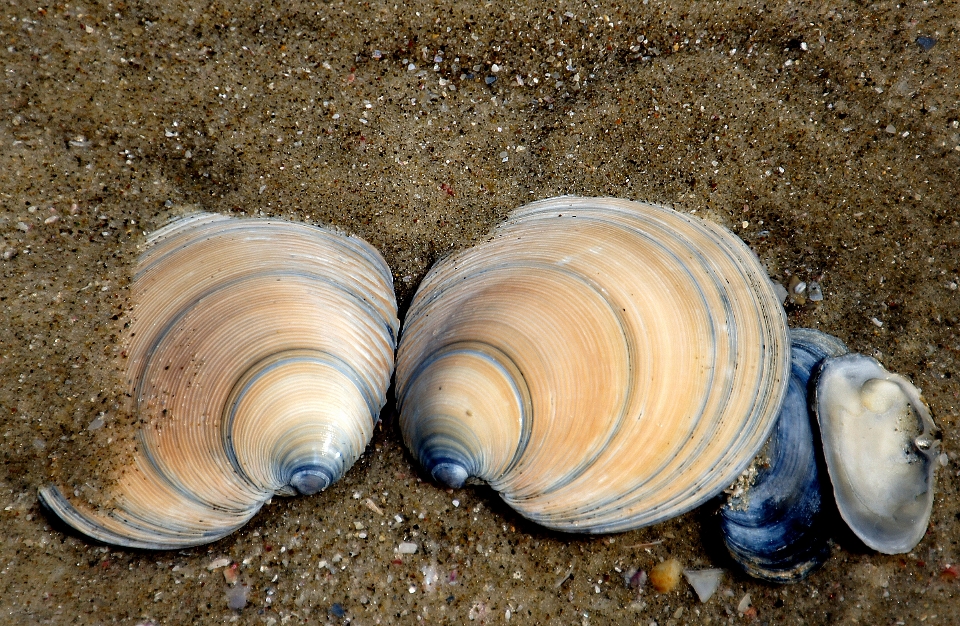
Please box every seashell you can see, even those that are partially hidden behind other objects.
[38,213,398,549]
[720,328,847,583]
[813,352,940,554]
[395,196,791,533]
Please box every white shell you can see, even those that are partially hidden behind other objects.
[814,353,939,554]
[39,213,398,549]
[396,197,790,532]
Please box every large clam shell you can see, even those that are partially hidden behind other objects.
[39,213,398,549]
[396,197,790,532]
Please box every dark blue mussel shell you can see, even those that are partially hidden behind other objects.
[720,329,847,583]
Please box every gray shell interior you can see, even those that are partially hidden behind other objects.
[814,353,940,554]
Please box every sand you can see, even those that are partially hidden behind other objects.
[0,0,957,623]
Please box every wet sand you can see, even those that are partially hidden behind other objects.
[1,0,958,623]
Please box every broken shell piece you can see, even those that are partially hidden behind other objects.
[683,568,724,602]
[814,353,940,554]
[807,281,823,302]
[772,281,789,305]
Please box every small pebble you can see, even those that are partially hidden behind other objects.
[485,76,497,85]
[737,593,752,613]
[223,563,239,584]
[623,567,647,590]
[649,559,682,593]
[398,542,418,554]
[226,583,249,610]
[328,603,346,618]
[788,275,807,305]
[915,36,936,51]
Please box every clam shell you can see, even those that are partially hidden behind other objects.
[813,353,940,554]
[396,197,790,532]
[39,213,398,549]
[720,329,847,582]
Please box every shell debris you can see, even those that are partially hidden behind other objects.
[683,568,724,602]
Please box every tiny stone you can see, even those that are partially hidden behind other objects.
[871,317,884,327]
[87,416,105,431]
[915,36,936,51]
[885,124,897,134]
[226,584,249,610]
[328,603,346,618]
[649,559,682,593]
[737,593,752,613]
[624,568,647,590]
[398,542,418,554]
[788,276,807,305]
[485,76,497,85]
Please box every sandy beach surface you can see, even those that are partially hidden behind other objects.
[1,0,958,624]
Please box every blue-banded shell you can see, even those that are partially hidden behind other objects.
[395,197,791,533]
[38,213,398,549]
[814,353,939,554]
[720,328,847,582]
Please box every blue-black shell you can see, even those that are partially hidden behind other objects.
[720,328,846,583]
